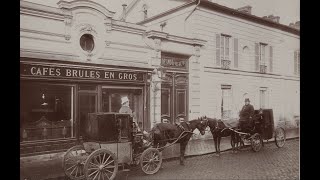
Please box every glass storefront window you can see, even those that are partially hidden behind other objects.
[102,87,144,130]
[20,82,74,141]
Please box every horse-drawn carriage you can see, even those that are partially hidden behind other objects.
[62,113,206,180]
[62,113,163,180]
[229,109,286,152]
[205,109,286,155]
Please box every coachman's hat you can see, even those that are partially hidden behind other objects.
[245,98,250,102]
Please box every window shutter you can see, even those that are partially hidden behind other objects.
[294,51,298,75]
[216,34,221,66]
[269,46,273,72]
[255,43,259,71]
[234,38,238,68]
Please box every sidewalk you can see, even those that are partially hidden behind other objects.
[20,128,299,180]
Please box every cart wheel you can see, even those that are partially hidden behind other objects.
[84,149,118,180]
[63,145,88,180]
[251,133,263,152]
[275,127,286,148]
[140,148,162,175]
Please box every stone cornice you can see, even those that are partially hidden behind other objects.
[111,20,146,35]
[57,0,115,19]
[20,1,71,21]
[146,30,206,46]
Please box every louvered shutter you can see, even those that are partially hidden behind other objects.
[269,46,273,72]
[216,34,221,66]
[234,38,238,68]
[255,43,260,71]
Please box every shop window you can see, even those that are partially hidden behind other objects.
[20,82,74,142]
[102,87,144,130]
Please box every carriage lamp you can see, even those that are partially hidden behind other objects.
[22,129,28,141]
[42,128,48,139]
[62,126,67,138]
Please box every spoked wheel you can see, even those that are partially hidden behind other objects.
[140,148,162,175]
[63,145,88,180]
[251,133,263,152]
[275,127,286,148]
[84,149,118,180]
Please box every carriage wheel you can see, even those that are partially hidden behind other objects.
[251,133,263,152]
[84,149,118,180]
[275,128,286,148]
[63,145,88,180]
[140,148,162,175]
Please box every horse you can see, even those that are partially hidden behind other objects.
[205,117,241,156]
[148,117,207,165]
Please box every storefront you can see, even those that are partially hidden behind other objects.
[20,58,151,156]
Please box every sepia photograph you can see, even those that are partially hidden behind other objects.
[20,0,300,179]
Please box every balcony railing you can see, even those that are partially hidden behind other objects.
[221,59,231,70]
[260,65,267,74]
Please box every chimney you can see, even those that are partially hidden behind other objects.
[237,5,252,14]
[289,21,300,30]
[263,14,280,23]
[121,4,127,22]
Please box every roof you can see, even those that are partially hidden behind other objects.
[137,0,299,36]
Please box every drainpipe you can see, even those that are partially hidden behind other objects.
[184,0,201,31]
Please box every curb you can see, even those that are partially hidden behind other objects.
[163,137,299,162]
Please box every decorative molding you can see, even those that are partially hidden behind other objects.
[154,38,161,52]
[20,28,65,38]
[57,0,115,19]
[20,1,71,21]
[146,30,207,47]
[111,24,146,35]
[194,45,201,57]
[147,30,169,39]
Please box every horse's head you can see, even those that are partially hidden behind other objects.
[195,116,208,135]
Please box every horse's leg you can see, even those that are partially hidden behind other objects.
[217,135,221,156]
[231,133,235,153]
[213,135,218,155]
[180,142,187,165]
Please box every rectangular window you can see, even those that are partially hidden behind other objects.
[20,82,74,142]
[221,35,230,60]
[259,43,266,66]
[101,87,144,130]
[221,85,232,119]
[257,43,268,73]
[260,87,267,109]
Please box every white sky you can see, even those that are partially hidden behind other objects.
[22,0,300,25]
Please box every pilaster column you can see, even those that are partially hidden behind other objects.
[149,38,162,128]
[189,45,201,119]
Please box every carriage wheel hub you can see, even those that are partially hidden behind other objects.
[99,165,104,170]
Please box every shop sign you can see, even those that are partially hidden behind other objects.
[20,63,145,82]
[161,53,188,70]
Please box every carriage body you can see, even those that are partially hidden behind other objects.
[62,113,160,180]
[234,109,286,152]
[253,109,274,140]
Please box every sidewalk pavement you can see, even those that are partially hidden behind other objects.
[20,128,299,180]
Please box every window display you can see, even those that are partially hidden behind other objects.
[20,82,74,141]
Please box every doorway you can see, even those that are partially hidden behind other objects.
[161,72,188,123]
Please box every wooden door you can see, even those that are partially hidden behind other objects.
[161,72,188,123]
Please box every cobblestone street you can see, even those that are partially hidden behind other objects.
[116,139,299,180]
